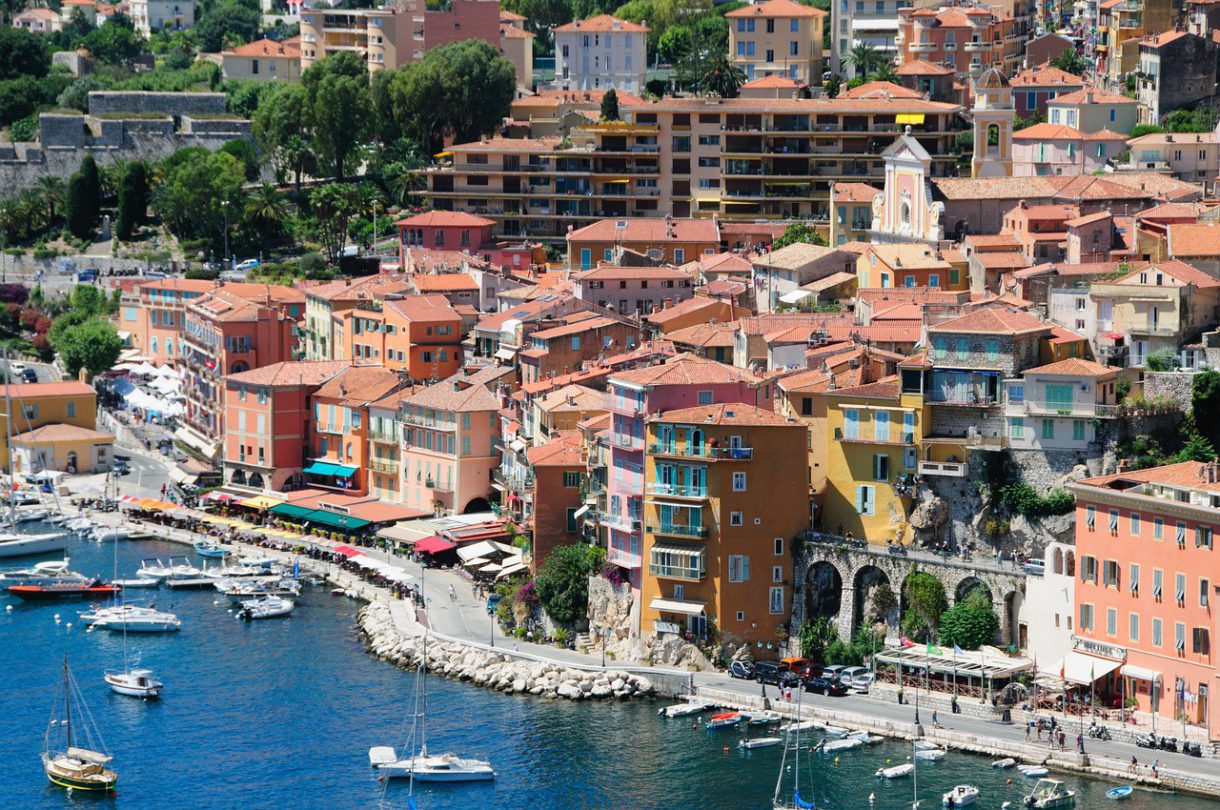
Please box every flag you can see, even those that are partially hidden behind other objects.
[1060,660,1065,679]
[953,644,964,656]
[900,635,915,648]
[927,643,943,656]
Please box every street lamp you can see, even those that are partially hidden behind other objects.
[220,200,231,271]
[371,198,379,256]
[489,604,495,648]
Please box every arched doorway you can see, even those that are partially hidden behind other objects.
[66,451,77,473]
[231,469,247,485]
[955,577,992,605]
[463,497,491,514]
[1003,590,1021,647]
[805,561,843,622]
[248,472,264,489]
[852,565,895,634]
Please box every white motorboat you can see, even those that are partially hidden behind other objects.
[112,578,159,589]
[135,559,174,581]
[915,748,947,761]
[80,604,181,633]
[104,669,163,698]
[993,758,1017,768]
[14,507,51,524]
[742,710,782,726]
[705,711,741,729]
[371,749,496,782]
[876,763,915,779]
[92,527,130,542]
[781,719,819,733]
[913,739,940,750]
[0,559,87,586]
[823,738,864,753]
[0,531,67,558]
[942,784,979,807]
[1019,766,1050,778]
[1024,778,1075,808]
[239,595,294,619]
[658,701,709,718]
[218,577,301,600]
[65,518,93,534]
[846,730,883,745]
[740,737,782,749]
[821,725,849,738]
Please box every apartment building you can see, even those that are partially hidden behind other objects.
[572,265,695,315]
[0,382,102,470]
[1046,87,1139,134]
[1099,0,1176,92]
[423,96,963,240]
[118,277,214,364]
[1002,357,1118,452]
[896,5,1015,84]
[554,14,648,94]
[524,431,586,572]
[306,366,405,496]
[726,0,826,86]
[339,294,464,381]
[1012,124,1126,177]
[1068,461,1220,740]
[519,314,642,385]
[857,243,963,289]
[303,275,413,361]
[221,37,302,83]
[221,360,347,493]
[1009,63,1085,117]
[831,0,907,75]
[1136,31,1220,126]
[568,217,721,270]
[1125,130,1220,183]
[127,0,193,36]
[640,404,809,645]
[368,389,410,502]
[830,181,879,246]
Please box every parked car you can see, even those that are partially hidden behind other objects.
[21,368,37,383]
[9,362,26,376]
[754,661,800,687]
[821,665,848,682]
[805,677,849,696]
[850,672,876,692]
[111,459,130,475]
[235,258,261,272]
[838,666,868,685]
[1023,559,1046,576]
[728,660,755,680]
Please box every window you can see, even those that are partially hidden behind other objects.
[791,18,799,31]
[1154,517,1164,539]
[773,566,783,583]
[1176,572,1187,604]
[1131,513,1141,536]
[773,537,783,555]
[1152,617,1163,647]
[1153,569,1163,599]
[697,390,713,405]
[789,41,798,56]
[903,447,917,471]
[1010,417,1024,440]
[1107,607,1117,636]
[728,554,749,582]
[1130,563,1140,594]
[732,472,747,491]
[873,454,889,481]
[566,508,579,532]
[955,338,968,359]
[1202,578,1211,607]
[1197,526,1213,549]
[1041,419,1054,440]
[1081,555,1097,583]
[730,511,743,526]
[1176,622,1186,652]
[1109,509,1119,534]
[1194,627,1210,655]
[843,409,859,439]
[1079,603,1094,631]
[66,402,76,418]
[769,586,784,614]
[985,338,999,362]
[1130,613,1140,642]
[1085,505,1096,530]
[1103,560,1120,588]
[856,484,875,516]
[562,471,580,488]
[1177,521,1187,545]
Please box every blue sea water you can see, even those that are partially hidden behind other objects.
[1,535,1217,810]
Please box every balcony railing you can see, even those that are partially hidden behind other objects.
[369,459,399,474]
[606,545,641,569]
[368,430,398,444]
[648,443,753,460]
[400,413,457,431]
[647,523,710,539]
[918,460,969,478]
[424,477,453,492]
[1019,400,1121,418]
[315,421,343,435]
[648,563,705,581]
[601,513,642,533]
[645,483,708,499]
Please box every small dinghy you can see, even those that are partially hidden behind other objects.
[782,719,819,733]
[942,784,978,807]
[823,738,865,753]
[658,702,707,718]
[742,710,782,726]
[705,712,741,730]
[1018,765,1049,778]
[992,758,1017,769]
[192,540,228,559]
[847,730,883,744]
[876,763,915,779]
[915,748,947,761]
[914,739,940,750]
[239,595,294,620]
[739,737,782,750]
[112,578,159,589]
[1105,786,1133,801]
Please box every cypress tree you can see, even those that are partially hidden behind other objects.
[115,162,147,241]
[65,171,91,240]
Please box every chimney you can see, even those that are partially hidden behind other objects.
[1116,457,1131,474]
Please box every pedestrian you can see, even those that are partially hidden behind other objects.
[1025,721,1032,741]
[1076,733,1084,754]
[932,709,941,728]
[1152,758,1159,779]
[1129,755,1138,774]
[951,695,958,714]
[1037,723,1042,741]
[1059,729,1066,751]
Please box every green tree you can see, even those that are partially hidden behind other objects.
[533,543,599,625]
[150,147,246,246]
[66,161,98,241]
[697,52,746,98]
[35,175,65,225]
[847,41,882,78]
[244,182,287,242]
[57,77,109,112]
[80,13,145,66]
[310,72,372,180]
[900,571,947,642]
[195,0,259,52]
[115,161,148,240]
[1049,47,1088,76]
[657,24,693,64]
[798,616,839,661]
[1130,124,1164,138]
[0,27,50,80]
[600,87,620,121]
[308,182,363,263]
[937,586,999,650]
[52,316,123,377]
[1192,369,1220,450]
[772,221,827,250]
[866,62,900,84]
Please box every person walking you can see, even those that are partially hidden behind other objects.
[1076,733,1084,754]
[1025,721,1032,741]
[931,709,941,728]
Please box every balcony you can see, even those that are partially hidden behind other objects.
[615,432,645,451]
[601,512,642,534]
[1018,400,1120,418]
[648,443,753,460]
[424,477,453,493]
[369,459,399,474]
[1128,324,1177,337]
[315,421,343,435]
[648,562,705,582]
[909,42,936,52]
[645,483,708,500]
[918,460,969,478]
[648,523,709,539]
[606,544,641,569]
[400,413,457,431]
[368,430,398,444]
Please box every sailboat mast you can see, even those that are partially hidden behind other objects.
[4,347,13,528]
[63,657,72,751]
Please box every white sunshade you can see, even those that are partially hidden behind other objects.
[496,561,528,579]
[494,347,517,361]
[1055,652,1122,685]
[1120,664,1161,683]
[649,596,706,616]
[457,540,499,562]
[462,557,490,569]
[479,561,503,573]
[779,289,813,304]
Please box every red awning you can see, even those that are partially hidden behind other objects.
[1106,332,1124,341]
[413,536,457,555]
[333,545,363,558]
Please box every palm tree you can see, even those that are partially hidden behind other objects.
[867,62,901,85]
[279,135,315,194]
[244,183,287,241]
[36,176,65,225]
[847,41,882,79]
[698,53,747,99]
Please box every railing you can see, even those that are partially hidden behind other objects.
[601,513,642,533]
[928,395,998,407]
[647,443,753,460]
[917,460,969,477]
[648,563,705,581]
[646,483,708,499]
[368,430,398,444]
[648,523,709,539]
[369,459,399,474]
[315,421,343,435]
[423,477,454,493]
[605,545,641,569]
[1019,400,1121,418]
[400,413,457,431]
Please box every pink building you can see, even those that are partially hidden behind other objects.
[119,278,214,364]
[1069,461,1220,739]
[422,0,501,54]
[602,355,774,590]
[1012,123,1127,177]
[397,211,496,257]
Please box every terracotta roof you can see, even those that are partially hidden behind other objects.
[934,174,1161,202]
[1141,30,1191,48]
[17,7,59,18]
[622,96,961,115]
[223,37,299,58]
[385,293,462,322]
[1048,87,1137,105]
[756,242,843,269]
[665,321,738,349]
[531,315,621,340]
[226,360,348,388]
[313,366,403,406]
[1013,123,1088,141]
[526,430,584,466]
[827,376,901,400]
[575,265,691,281]
[569,218,720,244]
[10,424,113,443]
[555,13,647,32]
[965,233,1023,249]
[445,137,563,154]
[741,75,808,89]
[842,81,924,100]
[1014,260,1146,279]
[871,302,923,321]
[1078,460,1220,495]
[691,251,753,274]
[1082,129,1129,141]
[651,402,794,426]
[1118,258,1220,288]
[726,0,823,17]
[410,273,478,292]
[643,297,723,325]
[536,384,608,413]
[895,59,955,76]
[344,501,430,523]
[1024,358,1116,377]
[928,305,1053,335]
[832,182,881,203]
[706,279,750,296]
[1065,211,1111,228]
[474,296,573,333]
[867,243,951,270]
[1136,202,1209,221]
[0,382,94,398]
[1167,223,1220,258]
[1010,64,1086,87]
[500,9,526,20]
[898,352,933,368]
[306,275,413,303]
[403,365,512,413]
[610,354,760,387]
[395,211,495,228]
[500,24,533,39]
[511,90,647,111]
[136,277,216,294]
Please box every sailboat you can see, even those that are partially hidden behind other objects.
[42,657,118,792]
[772,690,817,809]
[100,536,164,698]
[0,365,66,558]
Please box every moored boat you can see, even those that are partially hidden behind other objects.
[0,531,67,558]
[915,748,947,761]
[239,595,294,619]
[740,737,781,750]
[193,540,228,559]
[705,711,741,729]
[1023,778,1075,808]
[658,701,709,718]
[80,604,181,632]
[1018,765,1049,778]
[876,763,914,779]
[942,784,979,806]
[1105,786,1133,801]
[0,559,87,587]
[113,577,159,589]
[823,738,864,753]
[8,581,120,600]
[104,668,163,698]
[43,658,118,793]
[993,758,1017,769]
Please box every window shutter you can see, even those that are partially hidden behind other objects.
[855,486,864,513]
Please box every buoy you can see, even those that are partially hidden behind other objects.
[5,604,12,612]
[886,758,892,764]
[212,600,219,605]
[869,793,875,804]
[53,613,61,621]
[722,746,729,753]
[65,623,71,629]
[834,757,840,766]
[1006,778,1013,785]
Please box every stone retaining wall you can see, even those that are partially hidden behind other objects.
[358,603,656,701]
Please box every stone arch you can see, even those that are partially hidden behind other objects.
[852,564,894,634]
[805,561,843,622]
[230,361,250,374]
[463,496,491,514]
[1064,549,1076,577]
[248,472,264,489]
[1052,547,1064,575]
[955,576,992,605]
[231,469,247,485]
[1002,589,1021,647]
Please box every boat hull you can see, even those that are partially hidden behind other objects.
[8,584,120,600]
[0,533,67,558]
[380,765,496,782]
[42,755,117,793]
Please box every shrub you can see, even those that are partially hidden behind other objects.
[514,580,538,605]
[938,587,999,650]
[998,481,1074,519]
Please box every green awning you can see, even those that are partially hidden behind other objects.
[303,461,340,475]
[305,510,371,531]
[269,503,316,520]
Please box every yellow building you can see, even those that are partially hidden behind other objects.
[725,0,826,87]
[12,424,114,475]
[857,243,966,290]
[0,382,106,470]
[640,404,810,646]
[829,182,879,247]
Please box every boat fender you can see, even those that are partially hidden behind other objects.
[869,793,875,804]
[834,757,839,766]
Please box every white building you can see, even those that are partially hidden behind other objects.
[127,0,194,36]
[830,0,904,75]
[553,14,648,94]
[1018,543,1076,673]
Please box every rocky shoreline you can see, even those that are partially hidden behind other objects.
[358,604,655,701]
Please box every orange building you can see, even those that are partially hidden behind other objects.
[525,431,586,572]
[567,218,721,271]
[340,294,464,382]
[306,366,405,495]
[640,403,810,646]
[118,278,215,363]
[222,360,347,492]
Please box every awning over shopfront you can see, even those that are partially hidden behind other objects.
[496,561,528,579]
[779,289,812,305]
[1120,664,1161,683]
[302,461,358,477]
[269,503,316,520]
[1055,652,1122,685]
[168,466,198,486]
[414,536,457,555]
[376,523,425,544]
[494,347,518,362]
[306,510,371,531]
[457,540,501,562]
[241,495,284,510]
[649,597,705,616]
[333,544,363,558]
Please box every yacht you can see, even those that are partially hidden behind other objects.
[370,750,497,782]
[80,604,182,633]
[1024,778,1076,808]
[43,658,118,793]
[218,577,301,601]
[0,559,87,587]
[0,531,67,558]
[103,669,163,698]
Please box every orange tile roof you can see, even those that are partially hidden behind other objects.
[226,360,348,387]
[1010,64,1086,87]
[1,382,94,398]
[1142,30,1191,48]
[445,136,563,154]
[1120,258,1220,288]
[706,279,749,296]
[726,0,823,16]
[741,75,808,89]
[842,81,924,100]
[651,402,795,426]
[1024,357,1116,377]
[832,181,881,203]
[511,89,647,111]
[527,430,585,466]
[224,37,300,57]
[410,273,478,292]
[403,365,513,413]
[500,24,533,39]
[1079,460,1220,495]
[385,293,462,322]
[555,13,648,32]
[136,277,216,294]
[313,366,403,406]
[964,233,1023,249]
[1167,223,1220,258]
[928,305,1053,335]
[306,275,413,303]
[622,96,961,115]
[610,354,760,387]
[575,264,691,281]
[1064,211,1111,228]
[531,315,621,340]
[1013,122,1087,140]
[665,321,738,348]
[976,252,1032,269]
[536,384,608,412]
[1048,86,1137,105]
[827,376,901,400]
[395,211,495,228]
[10,424,113,443]
[896,59,955,76]
[569,217,719,244]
